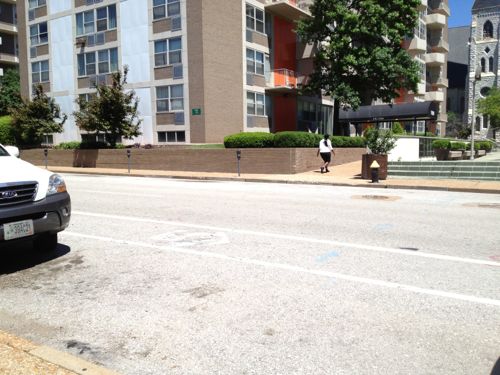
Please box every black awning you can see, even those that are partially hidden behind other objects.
[339,101,439,124]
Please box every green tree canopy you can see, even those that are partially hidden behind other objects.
[74,66,142,147]
[10,85,66,145]
[0,69,22,115]
[477,87,500,135]
[296,0,421,110]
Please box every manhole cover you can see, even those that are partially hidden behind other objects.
[352,195,401,201]
[463,203,500,209]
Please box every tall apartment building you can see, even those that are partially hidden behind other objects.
[0,0,18,76]
[466,0,500,140]
[400,0,449,135]
[18,0,333,145]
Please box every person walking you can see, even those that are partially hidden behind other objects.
[317,134,335,173]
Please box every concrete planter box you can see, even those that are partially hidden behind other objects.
[20,147,365,175]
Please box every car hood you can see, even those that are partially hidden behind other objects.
[0,156,51,200]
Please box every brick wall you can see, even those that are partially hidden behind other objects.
[20,148,365,175]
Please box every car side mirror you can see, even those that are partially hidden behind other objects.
[5,146,20,158]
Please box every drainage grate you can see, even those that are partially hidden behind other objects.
[352,195,401,201]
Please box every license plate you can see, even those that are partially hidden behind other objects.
[3,220,34,241]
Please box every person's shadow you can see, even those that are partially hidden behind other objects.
[0,242,70,275]
[491,357,500,375]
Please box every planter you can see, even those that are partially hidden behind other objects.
[434,148,449,161]
[448,150,463,160]
[361,154,388,180]
[462,151,472,159]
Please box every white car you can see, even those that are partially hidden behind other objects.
[0,144,71,251]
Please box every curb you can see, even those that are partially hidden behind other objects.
[47,168,500,195]
[0,330,119,375]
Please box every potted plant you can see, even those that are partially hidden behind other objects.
[432,139,451,161]
[448,141,466,160]
[361,127,397,180]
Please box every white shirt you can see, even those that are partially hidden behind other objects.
[319,139,333,153]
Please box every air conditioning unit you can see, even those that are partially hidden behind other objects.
[75,37,87,47]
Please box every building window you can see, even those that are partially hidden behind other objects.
[489,57,494,72]
[156,85,184,112]
[154,37,181,67]
[246,48,265,75]
[77,48,118,76]
[481,58,486,73]
[32,60,49,83]
[158,131,185,143]
[483,20,493,39]
[246,4,264,33]
[475,116,481,131]
[76,5,116,36]
[153,0,181,20]
[483,116,489,129]
[30,22,48,46]
[78,93,96,105]
[480,86,491,97]
[247,91,265,116]
[28,0,46,9]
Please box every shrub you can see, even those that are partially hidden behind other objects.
[330,136,366,148]
[224,132,275,148]
[465,142,480,151]
[55,141,81,150]
[0,115,15,145]
[477,141,493,151]
[80,141,110,149]
[432,139,451,149]
[115,143,126,149]
[364,128,397,154]
[449,142,466,151]
[273,131,321,148]
[392,122,405,134]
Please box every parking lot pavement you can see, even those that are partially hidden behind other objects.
[0,175,499,374]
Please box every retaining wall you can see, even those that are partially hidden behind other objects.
[20,148,365,174]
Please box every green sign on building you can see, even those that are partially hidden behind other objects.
[192,108,202,116]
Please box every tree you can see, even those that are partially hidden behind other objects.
[477,87,500,139]
[10,85,66,145]
[74,66,141,147]
[446,111,470,139]
[0,69,22,115]
[297,0,421,133]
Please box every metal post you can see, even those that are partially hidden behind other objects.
[43,149,48,169]
[236,149,241,177]
[127,149,131,173]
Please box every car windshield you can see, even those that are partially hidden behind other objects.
[0,145,10,157]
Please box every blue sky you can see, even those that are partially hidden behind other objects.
[449,0,474,28]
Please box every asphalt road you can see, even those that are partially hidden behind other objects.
[1,175,499,375]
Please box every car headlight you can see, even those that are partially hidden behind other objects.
[47,174,67,195]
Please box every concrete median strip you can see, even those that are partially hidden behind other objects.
[0,330,120,375]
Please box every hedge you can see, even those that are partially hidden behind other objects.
[0,115,15,145]
[449,142,466,151]
[432,139,451,149]
[477,140,493,151]
[55,141,125,150]
[224,132,275,148]
[224,131,366,148]
[465,142,480,151]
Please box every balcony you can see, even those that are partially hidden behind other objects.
[0,52,19,65]
[429,39,449,53]
[418,0,427,10]
[404,37,426,53]
[424,52,446,66]
[425,90,444,102]
[264,0,312,22]
[425,13,446,29]
[429,1,450,16]
[428,77,449,89]
[266,68,298,93]
[0,21,17,35]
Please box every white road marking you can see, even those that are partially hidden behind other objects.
[72,210,500,267]
[72,189,163,198]
[61,231,500,307]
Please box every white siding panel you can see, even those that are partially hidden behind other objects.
[120,2,150,83]
[50,16,75,93]
[133,88,153,144]
[53,96,79,143]
[49,0,72,15]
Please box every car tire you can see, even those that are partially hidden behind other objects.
[34,233,58,252]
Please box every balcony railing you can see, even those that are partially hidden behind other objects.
[274,68,297,88]
[265,0,311,22]
[425,13,446,29]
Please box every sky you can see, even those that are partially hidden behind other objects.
[448,0,474,28]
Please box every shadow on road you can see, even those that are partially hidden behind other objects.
[0,242,71,275]
[492,357,500,375]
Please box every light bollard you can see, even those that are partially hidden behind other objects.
[236,149,241,177]
[127,149,131,174]
[43,149,48,169]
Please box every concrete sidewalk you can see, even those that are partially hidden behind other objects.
[0,330,119,375]
[42,160,500,194]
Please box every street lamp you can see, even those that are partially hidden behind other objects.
[470,68,481,160]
